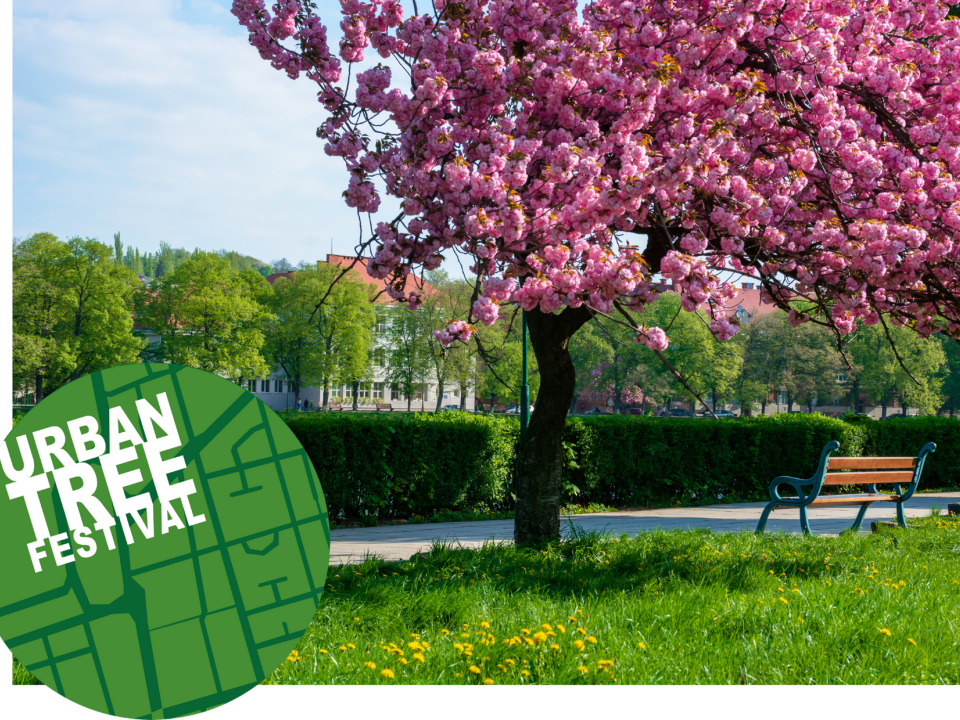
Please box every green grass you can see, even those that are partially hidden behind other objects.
[14,513,960,686]
[12,657,42,685]
[267,513,960,685]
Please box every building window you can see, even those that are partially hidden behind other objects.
[778,391,788,405]
[453,387,460,397]
[376,316,388,333]
[248,380,257,393]
[373,382,385,400]
[391,384,402,401]
[836,372,848,382]
[373,347,386,365]
[261,380,269,393]
[358,383,370,399]
[343,384,353,398]
[275,379,283,393]
[413,385,425,401]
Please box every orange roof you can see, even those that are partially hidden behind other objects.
[266,255,436,304]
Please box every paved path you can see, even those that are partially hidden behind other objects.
[329,491,960,565]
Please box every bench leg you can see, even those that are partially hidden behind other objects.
[799,505,811,536]
[756,502,777,535]
[848,504,870,533]
[896,502,907,529]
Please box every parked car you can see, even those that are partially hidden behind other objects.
[504,404,535,414]
[622,407,644,415]
[709,409,737,419]
[667,408,694,417]
[584,407,605,416]
[438,405,464,413]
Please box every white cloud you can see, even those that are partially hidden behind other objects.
[13,0,383,264]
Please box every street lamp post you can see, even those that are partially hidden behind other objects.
[520,310,529,442]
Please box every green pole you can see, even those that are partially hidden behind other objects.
[520,310,529,442]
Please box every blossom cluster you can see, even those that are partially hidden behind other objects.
[234,0,960,345]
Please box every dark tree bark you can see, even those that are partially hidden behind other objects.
[514,306,592,545]
[352,380,360,411]
[460,383,468,411]
[322,382,328,410]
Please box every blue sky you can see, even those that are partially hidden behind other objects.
[13,0,389,266]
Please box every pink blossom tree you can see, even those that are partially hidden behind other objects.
[234,0,960,542]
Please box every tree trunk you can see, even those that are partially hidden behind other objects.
[460,383,468,411]
[36,371,44,403]
[881,400,887,419]
[352,381,360,411]
[322,382,328,411]
[514,306,592,545]
[435,381,444,412]
[787,396,794,413]
[761,399,766,415]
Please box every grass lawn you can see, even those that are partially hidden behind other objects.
[13,512,960,686]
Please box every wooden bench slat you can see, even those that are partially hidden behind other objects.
[809,494,902,507]
[828,457,917,469]
[823,471,916,485]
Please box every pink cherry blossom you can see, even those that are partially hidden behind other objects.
[234,0,960,347]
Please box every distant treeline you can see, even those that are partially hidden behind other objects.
[111,232,271,279]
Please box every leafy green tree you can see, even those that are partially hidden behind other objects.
[849,321,946,416]
[13,233,143,398]
[382,305,431,411]
[939,335,960,416]
[113,232,123,264]
[781,321,846,412]
[312,268,375,410]
[135,251,272,382]
[263,269,327,408]
[421,272,478,411]
[622,293,740,413]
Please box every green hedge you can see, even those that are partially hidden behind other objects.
[282,413,959,520]
[283,413,518,520]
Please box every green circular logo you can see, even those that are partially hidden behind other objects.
[0,364,329,717]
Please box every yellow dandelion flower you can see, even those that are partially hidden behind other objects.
[319,649,328,654]
[480,621,491,629]
[577,665,588,674]
[597,660,614,669]
[568,616,577,622]
[521,670,530,676]
[779,597,789,604]
[879,628,892,636]
[586,636,597,644]
[408,641,424,652]
[347,643,356,649]
[908,638,917,646]
[573,639,585,651]
[533,632,548,644]
[365,661,377,669]
[639,642,647,650]
[483,678,494,685]
[469,665,482,674]
[506,658,516,666]
[413,652,426,662]
[354,617,360,622]
[497,664,508,672]
[381,669,395,678]
[441,629,450,635]
[550,644,560,651]
[557,624,566,634]
[410,633,420,639]
[338,645,347,651]
[542,623,553,632]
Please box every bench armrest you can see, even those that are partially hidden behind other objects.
[768,476,809,505]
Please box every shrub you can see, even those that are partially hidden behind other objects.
[563,414,870,508]
[283,413,517,521]
[283,412,956,520]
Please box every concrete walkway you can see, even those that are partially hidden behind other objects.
[329,491,960,565]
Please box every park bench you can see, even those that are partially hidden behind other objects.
[756,440,937,535]
[375,402,393,412]
[326,402,343,412]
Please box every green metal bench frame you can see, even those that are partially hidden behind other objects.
[756,441,937,535]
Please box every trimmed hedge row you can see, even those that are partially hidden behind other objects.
[283,412,518,520]
[282,413,960,520]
